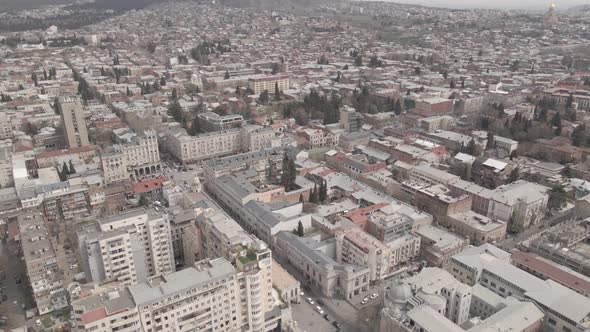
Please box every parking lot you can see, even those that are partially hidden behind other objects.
[291,296,338,332]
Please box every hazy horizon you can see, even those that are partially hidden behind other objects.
[361,0,590,10]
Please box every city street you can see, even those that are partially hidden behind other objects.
[0,231,29,329]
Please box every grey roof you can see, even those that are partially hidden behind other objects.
[129,258,235,306]
[525,279,590,325]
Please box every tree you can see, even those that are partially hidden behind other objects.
[508,167,519,183]
[465,138,478,156]
[57,165,67,182]
[414,66,421,75]
[566,93,574,109]
[310,184,319,203]
[368,55,382,68]
[69,160,76,174]
[280,153,296,191]
[547,185,567,211]
[450,79,456,89]
[62,161,70,176]
[235,85,241,95]
[168,101,183,123]
[224,70,230,80]
[299,194,305,203]
[572,124,586,147]
[394,99,402,115]
[139,194,151,207]
[31,73,38,87]
[319,180,328,203]
[258,90,270,104]
[171,88,178,101]
[550,112,561,128]
[274,82,280,101]
[160,77,166,86]
[354,55,363,67]
[486,132,494,150]
[297,221,304,237]
[343,64,349,70]
[510,150,518,160]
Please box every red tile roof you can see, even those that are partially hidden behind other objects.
[81,308,107,325]
[134,177,166,194]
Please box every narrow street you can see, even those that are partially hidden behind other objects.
[0,228,30,330]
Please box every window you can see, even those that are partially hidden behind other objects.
[548,318,557,326]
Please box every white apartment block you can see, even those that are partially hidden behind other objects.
[73,257,280,332]
[0,144,14,188]
[101,130,161,184]
[247,75,289,95]
[240,125,274,152]
[95,208,174,278]
[78,224,148,286]
[166,128,241,163]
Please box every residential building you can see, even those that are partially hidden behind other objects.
[414,225,469,268]
[339,107,363,132]
[18,210,68,315]
[443,211,507,245]
[247,75,289,95]
[448,244,511,286]
[197,111,244,131]
[335,227,392,282]
[0,112,13,139]
[57,96,89,148]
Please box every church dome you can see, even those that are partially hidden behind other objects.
[386,282,413,305]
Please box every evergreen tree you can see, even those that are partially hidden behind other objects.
[160,77,166,86]
[57,165,67,182]
[551,112,562,127]
[258,90,270,104]
[393,99,402,115]
[171,88,178,101]
[274,82,280,101]
[354,55,363,67]
[465,138,478,156]
[310,184,319,203]
[508,167,519,183]
[69,160,76,174]
[61,161,70,177]
[319,180,327,203]
[299,194,305,203]
[168,101,183,123]
[31,73,38,87]
[139,194,150,207]
[224,70,230,80]
[126,87,132,97]
[280,153,296,191]
[486,132,494,150]
[297,221,304,237]
[235,85,241,95]
[343,64,349,70]
[572,124,586,147]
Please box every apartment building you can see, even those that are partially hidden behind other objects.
[339,107,363,132]
[202,148,283,180]
[77,223,148,286]
[240,125,274,152]
[101,130,161,184]
[78,208,174,284]
[72,257,281,332]
[299,128,339,149]
[0,112,12,139]
[197,111,243,132]
[0,144,14,188]
[247,75,289,95]
[57,96,89,148]
[444,211,507,245]
[335,227,392,282]
[18,210,68,315]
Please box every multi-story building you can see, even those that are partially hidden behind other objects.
[275,231,370,300]
[335,227,392,282]
[78,208,174,284]
[57,96,89,148]
[413,184,472,222]
[72,257,282,332]
[299,128,339,149]
[202,148,283,180]
[0,144,14,188]
[247,75,289,95]
[414,225,469,268]
[101,130,161,183]
[339,107,363,132]
[77,223,148,286]
[197,111,243,132]
[448,244,511,286]
[0,112,13,139]
[472,131,518,154]
[18,210,68,315]
[420,115,454,132]
[165,126,275,164]
[444,211,507,245]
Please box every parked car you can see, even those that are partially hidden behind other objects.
[323,313,329,321]
[315,306,324,315]
[306,297,314,305]
[361,298,368,305]
[317,299,325,305]
[332,321,342,329]
[370,293,379,299]
[35,319,41,326]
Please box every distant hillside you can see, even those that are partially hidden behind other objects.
[566,4,590,14]
[0,0,72,11]
[218,0,337,10]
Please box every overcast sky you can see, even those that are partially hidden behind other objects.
[382,0,587,10]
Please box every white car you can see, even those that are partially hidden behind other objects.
[370,293,379,299]
[300,291,305,296]
[315,306,324,315]
[35,319,41,326]
[306,297,314,305]
[361,299,368,305]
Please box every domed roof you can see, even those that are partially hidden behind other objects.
[386,282,413,305]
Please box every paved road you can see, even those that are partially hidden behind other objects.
[497,209,574,250]
[0,234,29,329]
[291,299,337,332]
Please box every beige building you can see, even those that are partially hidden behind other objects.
[415,225,469,268]
[101,130,161,183]
[247,75,289,95]
[0,144,14,188]
[58,97,89,148]
[0,112,13,139]
[444,211,507,245]
[336,227,392,282]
